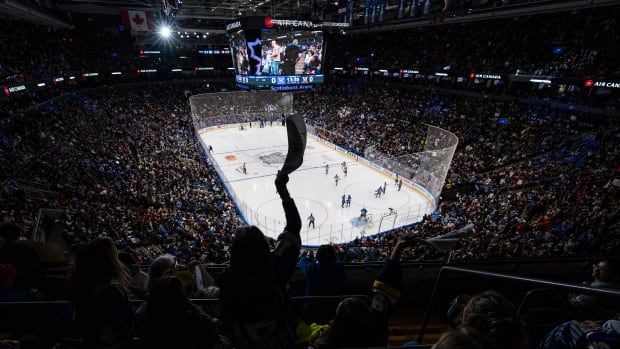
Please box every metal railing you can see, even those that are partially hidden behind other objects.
[417,266,620,343]
[0,294,369,307]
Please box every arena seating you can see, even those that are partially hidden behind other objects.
[1,3,620,348]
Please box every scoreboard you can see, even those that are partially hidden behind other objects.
[235,74,324,90]
[227,16,346,91]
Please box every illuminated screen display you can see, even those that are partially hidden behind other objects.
[260,30,323,76]
[227,18,325,90]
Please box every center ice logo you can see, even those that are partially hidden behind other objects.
[258,151,286,166]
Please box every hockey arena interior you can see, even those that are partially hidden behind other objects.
[0,1,619,348]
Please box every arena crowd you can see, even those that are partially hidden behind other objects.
[1,4,620,347]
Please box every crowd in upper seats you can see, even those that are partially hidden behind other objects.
[0,20,136,84]
[332,7,619,78]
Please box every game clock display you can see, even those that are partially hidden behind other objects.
[235,74,324,89]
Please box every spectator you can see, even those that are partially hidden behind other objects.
[147,253,218,299]
[539,318,620,349]
[299,244,346,323]
[311,235,416,348]
[216,172,301,348]
[0,223,42,292]
[118,252,148,299]
[461,290,528,349]
[68,237,132,347]
[133,276,228,349]
[569,260,620,319]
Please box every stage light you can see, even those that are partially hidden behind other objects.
[159,26,171,38]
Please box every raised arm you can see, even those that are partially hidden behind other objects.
[272,172,302,286]
[275,172,301,236]
[368,235,416,344]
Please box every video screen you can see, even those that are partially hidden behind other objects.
[229,30,250,75]
[260,30,323,76]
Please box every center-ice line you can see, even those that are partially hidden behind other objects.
[225,149,359,167]
[225,162,352,183]
[211,143,288,155]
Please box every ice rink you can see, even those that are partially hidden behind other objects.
[199,124,435,245]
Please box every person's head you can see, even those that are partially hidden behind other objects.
[291,39,299,46]
[147,254,177,291]
[271,40,278,48]
[461,291,527,349]
[0,223,21,245]
[314,297,372,348]
[230,226,273,282]
[70,237,130,298]
[593,260,619,283]
[434,327,497,349]
[317,244,336,267]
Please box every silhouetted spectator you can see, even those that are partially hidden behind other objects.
[0,224,42,292]
[311,235,416,348]
[133,276,228,349]
[216,172,301,348]
[299,244,345,323]
[68,237,132,347]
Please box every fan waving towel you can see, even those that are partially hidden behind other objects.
[280,113,307,175]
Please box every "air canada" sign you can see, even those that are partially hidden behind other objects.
[594,81,620,89]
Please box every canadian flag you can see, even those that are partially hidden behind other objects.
[120,10,156,32]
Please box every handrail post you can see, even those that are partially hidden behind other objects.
[417,267,446,344]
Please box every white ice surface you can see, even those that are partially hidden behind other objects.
[199,124,434,245]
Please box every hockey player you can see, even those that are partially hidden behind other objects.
[341,161,346,170]
[395,173,399,184]
[343,165,348,177]
[360,207,368,220]
[375,187,382,198]
[383,182,387,194]
[308,213,315,229]
[341,194,346,208]
[334,174,340,186]
[242,162,247,175]
[346,194,352,207]
[398,179,403,191]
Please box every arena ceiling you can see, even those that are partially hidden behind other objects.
[54,0,328,30]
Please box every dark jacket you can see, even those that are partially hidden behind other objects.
[217,196,301,349]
